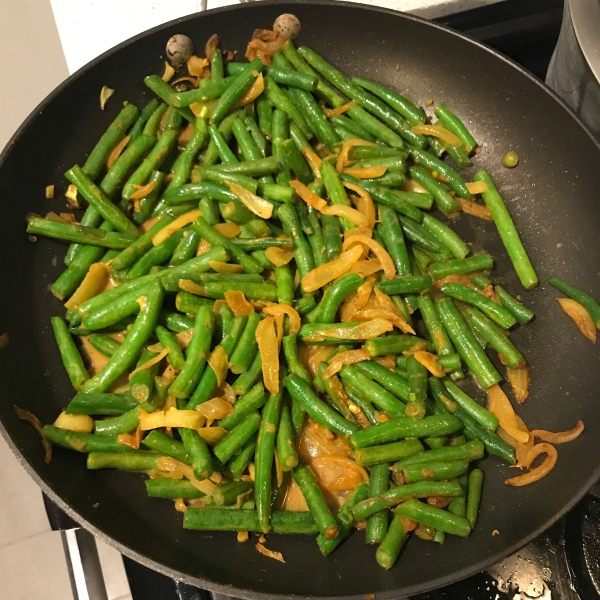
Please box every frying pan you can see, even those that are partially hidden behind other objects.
[1,1,599,598]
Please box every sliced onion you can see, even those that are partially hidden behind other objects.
[100,86,114,110]
[412,124,462,147]
[414,351,445,377]
[347,259,382,278]
[190,99,217,119]
[65,184,79,207]
[208,261,244,274]
[106,135,131,169]
[355,276,376,310]
[557,297,596,343]
[256,543,285,563]
[405,179,429,194]
[487,384,529,443]
[208,346,229,386]
[342,235,396,280]
[234,73,265,108]
[344,227,373,240]
[343,166,388,179]
[211,225,240,242]
[322,204,370,228]
[505,443,558,486]
[314,319,393,340]
[303,345,337,380]
[256,316,280,395]
[457,197,492,220]
[179,279,206,296]
[129,347,170,378]
[226,181,274,219]
[264,246,294,266]
[301,245,363,293]
[187,55,209,77]
[54,411,94,433]
[466,181,489,195]
[354,309,415,334]
[197,426,227,445]
[196,397,234,420]
[323,101,358,118]
[156,457,216,494]
[311,455,369,491]
[433,274,473,288]
[176,328,194,349]
[140,409,205,431]
[399,516,419,532]
[373,355,396,369]
[289,179,328,210]
[300,147,323,177]
[531,420,585,444]
[131,181,158,201]
[336,138,376,173]
[153,210,202,246]
[507,365,530,404]
[323,349,370,378]
[264,304,301,334]
[344,181,376,228]
[196,239,211,255]
[480,284,501,304]
[162,61,175,82]
[64,262,109,311]
[224,290,255,316]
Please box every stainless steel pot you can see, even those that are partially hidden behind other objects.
[547,0,600,137]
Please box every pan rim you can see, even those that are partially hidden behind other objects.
[2,1,600,598]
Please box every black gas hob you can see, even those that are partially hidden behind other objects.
[46,1,600,599]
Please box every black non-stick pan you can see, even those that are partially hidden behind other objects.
[1,1,599,598]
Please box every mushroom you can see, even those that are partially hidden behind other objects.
[166,34,194,68]
[273,14,301,40]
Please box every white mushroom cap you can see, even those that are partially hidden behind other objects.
[273,14,301,40]
[166,34,194,68]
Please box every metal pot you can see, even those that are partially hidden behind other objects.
[546,0,600,137]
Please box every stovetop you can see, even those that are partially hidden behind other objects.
[46,1,600,599]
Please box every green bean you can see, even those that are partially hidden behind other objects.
[146,478,204,499]
[210,58,263,124]
[142,430,189,463]
[462,307,525,368]
[277,203,315,287]
[43,425,135,453]
[474,170,538,288]
[312,273,364,324]
[363,170,406,189]
[493,285,535,324]
[169,230,200,266]
[213,480,254,506]
[174,292,212,315]
[191,216,262,274]
[277,402,298,471]
[179,426,213,481]
[352,481,463,521]
[186,315,247,409]
[65,392,137,416]
[227,433,258,480]
[549,277,600,327]
[376,515,409,570]
[142,77,195,122]
[284,374,359,438]
[81,281,163,393]
[293,462,338,539]
[271,109,291,185]
[408,165,460,214]
[169,305,214,398]
[409,147,471,199]
[399,217,450,257]
[219,199,256,224]
[396,441,485,472]
[158,311,194,334]
[282,334,311,383]
[213,411,262,463]
[342,384,378,426]
[329,115,375,144]
[442,380,497,431]
[434,104,477,153]
[172,79,230,107]
[83,102,140,179]
[93,406,140,436]
[402,459,469,483]
[210,46,224,81]
[183,508,318,534]
[267,66,318,90]
[430,254,493,281]
[421,213,469,260]
[86,452,164,471]
[87,334,121,358]
[365,463,390,544]
[256,94,273,138]
[129,347,160,403]
[375,275,432,296]
[202,281,277,302]
[27,217,136,249]
[339,365,405,418]
[364,335,431,357]
[396,498,471,537]
[232,117,262,162]
[256,387,283,532]
[264,76,313,139]
[274,265,293,305]
[298,321,376,345]
[202,111,241,167]
[378,205,411,276]
[50,317,89,391]
[208,124,238,164]
[230,353,262,398]
[353,439,423,467]
[406,355,427,419]
[318,160,356,231]
[279,138,312,184]
[441,283,516,329]
[143,103,168,136]
[209,156,278,177]
[465,468,484,529]
[318,363,356,422]
[320,214,342,262]
[349,414,462,449]
[353,155,406,172]
[448,474,468,517]
[154,325,185,371]
[127,228,186,279]
[436,298,501,388]
[229,312,261,374]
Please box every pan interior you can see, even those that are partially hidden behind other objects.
[1,2,599,598]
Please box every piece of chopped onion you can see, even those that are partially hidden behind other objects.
[314,319,393,340]
[557,297,596,343]
[311,455,369,491]
[289,179,328,211]
[344,181,376,228]
[433,274,472,288]
[487,384,529,443]
[457,197,492,220]
[208,261,243,275]
[507,365,530,404]
[256,316,280,395]
[465,180,489,195]
[226,182,273,219]
[531,420,584,444]
[322,204,370,228]
[106,135,131,169]
[343,165,387,179]
[176,328,194,350]
[197,426,227,445]
[336,138,376,173]
[187,55,209,77]
[301,246,363,293]
[212,223,240,239]
[505,443,558,486]
[64,262,109,311]
[100,86,115,110]
[196,397,234,420]
[234,74,265,108]
[412,124,462,147]
[323,101,358,118]
[152,210,201,246]
[323,349,370,378]
[156,457,216,494]
[54,411,94,433]
[405,179,429,194]
[208,346,229,386]
[264,303,301,334]
[162,61,175,82]
[45,185,55,199]
[354,308,415,334]
[130,180,158,201]
[196,239,212,255]
[224,290,255,316]
[413,351,445,377]
[256,543,285,562]
[65,184,79,207]
[130,347,170,379]
[118,426,143,449]
[342,235,396,280]
[179,279,206,296]
[264,246,294,266]
[300,147,322,177]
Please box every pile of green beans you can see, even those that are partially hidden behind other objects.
[27,27,588,573]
